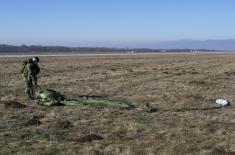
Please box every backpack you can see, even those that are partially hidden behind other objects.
[21,59,31,74]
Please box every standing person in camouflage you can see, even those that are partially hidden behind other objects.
[21,57,40,99]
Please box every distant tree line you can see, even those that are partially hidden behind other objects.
[0,44,215,53]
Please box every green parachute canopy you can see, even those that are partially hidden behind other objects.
[37,89,64,100]
[36,89,135,109]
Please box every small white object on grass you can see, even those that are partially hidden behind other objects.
[215,99,230,107]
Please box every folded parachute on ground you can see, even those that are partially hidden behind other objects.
[36,89,135,109]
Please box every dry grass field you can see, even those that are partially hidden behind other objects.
[1,53,235,155]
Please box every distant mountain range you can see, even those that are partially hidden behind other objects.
[124,39,235,50]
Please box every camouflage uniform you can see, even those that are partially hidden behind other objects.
[21,58,40,99]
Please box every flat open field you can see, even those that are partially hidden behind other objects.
[1,53,235,155]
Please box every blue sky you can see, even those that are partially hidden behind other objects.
[0,0,235,47]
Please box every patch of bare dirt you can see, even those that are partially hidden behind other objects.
[24,116,42,126]
[1,100,26,108]
[212,148,235,155]
[77,134,104,143]
[55,120,73,129]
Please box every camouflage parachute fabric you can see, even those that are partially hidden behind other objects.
[36,89,135,109]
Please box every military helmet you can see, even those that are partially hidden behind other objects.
[32,57,40,62]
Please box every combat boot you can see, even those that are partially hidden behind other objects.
[26,90,33,100]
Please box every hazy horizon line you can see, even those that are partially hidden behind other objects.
[1,38,235,47]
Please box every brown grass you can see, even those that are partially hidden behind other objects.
[1,53,235,154]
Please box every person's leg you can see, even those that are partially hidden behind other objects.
[28,77,34,99]
[34,76,38,86]
[24,77,32,99]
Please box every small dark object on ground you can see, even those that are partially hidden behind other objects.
[145,102,158,113]
[77,134,104,143]
[2,100,26,108]
[25,116,41,126]
[149,107,158,113]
